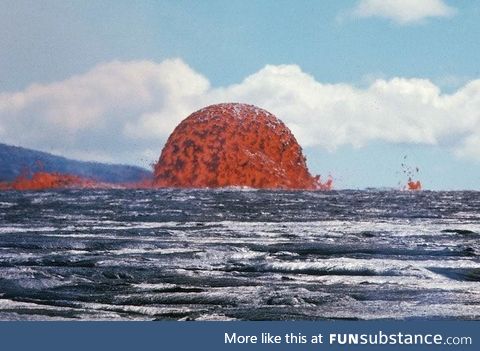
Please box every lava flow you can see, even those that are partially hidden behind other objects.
[153,103,331,190]
[5,171,100,191]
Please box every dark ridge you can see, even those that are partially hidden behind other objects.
[223,263,387,276]
[441,229,477,235]
[429,267,480,282]
[0,142,152,183]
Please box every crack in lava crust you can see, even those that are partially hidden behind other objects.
[154,103,327,189]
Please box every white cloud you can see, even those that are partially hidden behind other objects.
[211,67,480,158]
[352,0,456,24]
[0,58,209,166]
[1,58,480,168]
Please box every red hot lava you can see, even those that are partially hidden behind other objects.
[401,155,422,191]
[1,103,333,191]
[407,179,422,191]
[153,103,331,190]
[6,171,99,191]
[0,162,109,190]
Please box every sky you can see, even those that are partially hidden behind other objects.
[1,0,480,190]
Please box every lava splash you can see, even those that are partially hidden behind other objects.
[1,171,100,191]
[407,179,422,191]
[153,103,329,190]
[0,104,332,191]
[401,155,422,191]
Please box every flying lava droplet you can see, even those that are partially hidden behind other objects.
[153,103,331,190]
[401,155,422,191]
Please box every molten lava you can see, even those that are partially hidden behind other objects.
[401,155,422,191]
[6,171,99,191]
[1,103,332,191]
[154,103,329,190]
[407,179,422,191]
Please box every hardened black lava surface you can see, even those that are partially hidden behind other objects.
[0,189,479,320]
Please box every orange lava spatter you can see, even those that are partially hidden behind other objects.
[407,179,422,191]
[4,171,101,191]
[154,103,329,190]
[401,156,422,191]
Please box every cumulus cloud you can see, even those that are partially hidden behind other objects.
[351,0,456,24]
[0,59,209,166]
[211,66,480,158]
[1,58,480,168]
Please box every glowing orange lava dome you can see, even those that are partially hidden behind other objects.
[154,103,331,190]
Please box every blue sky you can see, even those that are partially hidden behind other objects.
[1,0,480,189]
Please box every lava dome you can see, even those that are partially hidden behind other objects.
[153,103,329,189]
